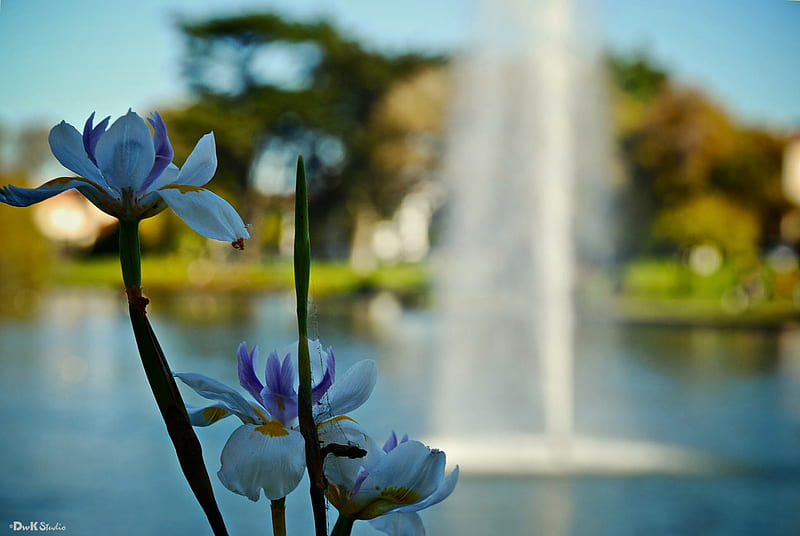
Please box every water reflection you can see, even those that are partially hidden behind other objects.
[1,290,799,535]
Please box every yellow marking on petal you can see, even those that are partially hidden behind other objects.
[202,406,229,424]
[379,486,420,504]
[254,420,290,437]
[318,415,357,429]
[46,176,107,193]
[47,177,77,186]
[250,404,270,423]
[359,487,422,520]
[159,184,204,194]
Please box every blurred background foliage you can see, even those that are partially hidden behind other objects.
[0,11,795,320]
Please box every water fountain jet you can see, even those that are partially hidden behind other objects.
[429,0,725,476]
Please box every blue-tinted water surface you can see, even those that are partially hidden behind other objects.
[1,290,799,535]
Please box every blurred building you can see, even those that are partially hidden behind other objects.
[781,134,800,243]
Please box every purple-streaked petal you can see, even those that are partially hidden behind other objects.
[237,342,264,404]
[312,347,336,404]
[139,112,175,192]
[316,359,377,419]
[175,132,217,187]
[174,372,261,424]
[264,351,295,396]
[156,185,250,242]
[261,351,298,425]
[279,354,296,392]
[383,431,399,453]
[369,512,425,536]
[49,120,107,186]
[217,424,306,501]
[82,112,110,164]
[94,110,156,191]
[0,176,108,208]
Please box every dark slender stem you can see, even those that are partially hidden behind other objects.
[119,219,229,536]
[330,514,355,536]
[294,156,328,536]
[270,498,287,536]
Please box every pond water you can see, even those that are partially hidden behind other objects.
[1,289,799,535]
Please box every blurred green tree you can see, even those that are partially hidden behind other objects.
[0,175,52,316]
[162,13,442,257]
[652,194,761,265]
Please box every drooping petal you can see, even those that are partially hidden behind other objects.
[139,112,175,192]
[369,512,426,536]
[82,112,110,164]
[353,441,446,519]
[237,342,264,404]
[174,132,217,187]
[175,372,261,424]
[317,359,377,419]
[312,347,336,404]
[184,402,234,427]
[217,424,306,501]
[49,120,107,186]
[0,177,107,208]
[157,185,250,242]
[94,110,156,191]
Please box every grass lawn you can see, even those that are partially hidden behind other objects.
[51,255,429,298]
[50,255,800,327]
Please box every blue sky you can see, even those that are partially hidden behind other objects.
[0,0,797,131]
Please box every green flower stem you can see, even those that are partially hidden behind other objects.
[294,156,328,536]
[330,514,355,536]
[270,498,287,536]
[119,220,229,536]
[119,220,142,289]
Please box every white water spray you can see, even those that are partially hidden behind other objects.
[431,0,719,475]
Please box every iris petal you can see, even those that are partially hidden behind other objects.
[319,417,380,490]
[140,112,175,192]
[217,424,306,501]
[174,372,261,424]
[317,359,377,419]
[157,186,250,242]
[175,132,217,187]
[184,402,233,427]
[48,121,107,186]
[94,110,155,191]
[82,112,110,163]
[383,431,399,453]
[369,512,425,536]
[312,347,336,404]
[237,342,265,404]
[0,177,106,208]
[395,466,459,513]
[353,441,445,516]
